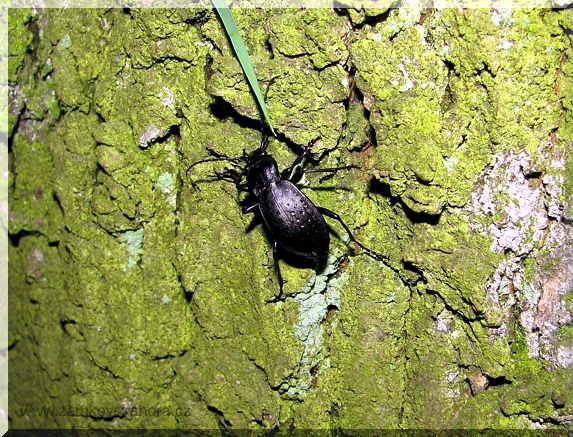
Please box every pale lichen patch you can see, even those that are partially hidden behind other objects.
[468,151,548,255]
[121,228,144,269]
[469,147,573,369]
[138,126,162,149]
[281,255,340,398]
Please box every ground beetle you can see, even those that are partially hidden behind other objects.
[189,136,384,301]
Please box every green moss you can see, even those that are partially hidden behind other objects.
[205,9,350,149]
[563,287,573,313]
[8,9,34,83]
[269,9,348,70]
[9,134,65,241]
[556,324,573,347]
[353,23,490,214]
[8,235,75,428]
[8,7,573,430]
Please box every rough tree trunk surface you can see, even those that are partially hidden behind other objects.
[8,6,573,430]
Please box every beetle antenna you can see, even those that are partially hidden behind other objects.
[185,146,245,178]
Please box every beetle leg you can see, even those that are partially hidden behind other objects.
[242,202,259,214]
[214,168,251,193]
[281,137,321,181]
[236,183,250,193]
[293,165,358,184]
[260,135,270,152]
[266,240,284,303]
[316,206,385,261]
[281,150,308,181]
[215,168,239,182]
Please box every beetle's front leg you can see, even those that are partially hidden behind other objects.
[281,145,312,181]
[282,139,357,184]
[215,168,249,192]
[281,136,321,181]
[215,168,237,183]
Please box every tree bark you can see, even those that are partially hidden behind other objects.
[8,6,573,429]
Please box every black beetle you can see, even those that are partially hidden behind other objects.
[189,136,384,301]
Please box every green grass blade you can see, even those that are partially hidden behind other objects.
[211,0,275,135]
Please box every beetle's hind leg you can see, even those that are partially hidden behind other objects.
[266,240,285,303]
[316,206,385,262]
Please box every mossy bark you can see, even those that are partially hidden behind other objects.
[8,7,573,429]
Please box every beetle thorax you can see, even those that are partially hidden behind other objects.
[247,155,281,196]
